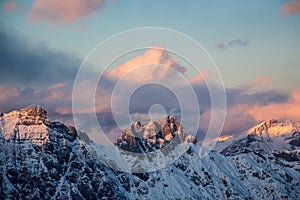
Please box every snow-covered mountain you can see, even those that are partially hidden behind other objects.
[0,106,299,199]
[211,119,300,156]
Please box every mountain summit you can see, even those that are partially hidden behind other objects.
[115,116,197,153]
[211,119,300,156]
[0,105,78,144]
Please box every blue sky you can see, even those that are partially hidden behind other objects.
[1,0,299,89]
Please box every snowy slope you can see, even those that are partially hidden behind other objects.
[0,105,128,199]
[210,119,300,156]
[0,106,299,199]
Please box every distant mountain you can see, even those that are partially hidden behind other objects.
[211,119,300,156]
[0,106,299,199]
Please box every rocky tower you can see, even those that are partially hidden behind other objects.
[115,116,197,153]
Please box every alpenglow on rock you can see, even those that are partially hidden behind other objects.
[211,118,300,156]
[115,116,197,153]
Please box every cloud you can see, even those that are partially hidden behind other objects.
[216,42,226,49]
[0,85,20,102]
[0,27,81,87]
[28,0,105,25]
[281,0,300,15]
[228,39,249,47]
[3,1,17,12]
[1,81,295,144]
[0,83,71,116]
[216,39,249,50]
[1,1,27,13]
[189,69,210,84]
[107,47,187,82]
[195,85,290,142]
[199,106,257,138]
[252,76,272,86]
[245,89,300,122]
[1,40,298,144]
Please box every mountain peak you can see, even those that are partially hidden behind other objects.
[21,104,47,119]
[211,118,300,156]
[247,118,299,138]
[16,104,48,126]
[115,115,196,153]
[0,106,81,144]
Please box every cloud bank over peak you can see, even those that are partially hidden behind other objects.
[107,47,187,82]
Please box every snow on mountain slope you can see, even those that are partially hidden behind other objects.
[210,119,300,156]
[0,105,128,199]
[0,106,299,199]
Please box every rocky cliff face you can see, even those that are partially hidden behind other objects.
[115,116,197,153]
[0,106,300,199]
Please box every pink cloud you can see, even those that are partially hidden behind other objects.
[28,0,104,25]
[216,42,226,49]
[0,85,20,101]
[4,1,17,12]
[0,84,72,114]
[53,107,72,115]
[36,83,70,102]
[281,0,300,15]
[199,89,300,139]
[107,47,186,83]
[252,76,272,86]
[189,69,211,84]
[199,106,257,138]
[246,89,300,122]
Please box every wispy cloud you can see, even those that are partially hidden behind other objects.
[281,0,300,15]
[1,1,26,13]
[3,1,17,12]
[252,76,272,86]
[28,0,105,25]
[216,39,249,50]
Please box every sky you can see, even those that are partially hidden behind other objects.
[0,0,300,144]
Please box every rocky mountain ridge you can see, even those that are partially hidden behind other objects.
[0,106,299,199]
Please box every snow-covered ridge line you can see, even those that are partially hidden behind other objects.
[248,118,300,137]
[210,119,300,155]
